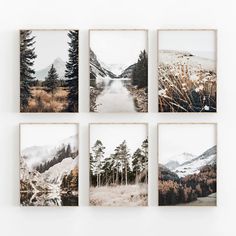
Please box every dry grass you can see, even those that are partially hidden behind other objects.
[89,184,148,207]
[27,86,69,112]
[158,63,216,112]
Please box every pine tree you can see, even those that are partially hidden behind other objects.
[140,139,148,184]
[66,144,72,157]
[20,30,37,111]
[132,148,143,184]
[44,64,59,94]
[132,50,148,88]
[113,140,131,185]
[65,30,79,112]
[91,140,105,187]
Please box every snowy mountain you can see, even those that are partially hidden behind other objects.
[42,156,78,185]
[22,135,78,169]
[90,49,117,83]
[100,62,128,77]
[165,152,196,170]
[35,57,66,81]
[166,146,217,178]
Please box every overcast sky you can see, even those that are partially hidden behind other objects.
[90,124,147,158]
[21,124,78,150]
[159,30,216,60]
[90,30,147,67]
[159,124,216,164]
[32,30,69,71]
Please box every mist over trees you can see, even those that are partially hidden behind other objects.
[90,139,148,187]
[20,30,37,111]
[35,144,78,173]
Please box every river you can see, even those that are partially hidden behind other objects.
[96,78,136,112]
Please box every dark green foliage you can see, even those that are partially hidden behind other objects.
[65,30,79,112]
[44,64,59,93]
[132,50,148,88]
[20,30,37,111]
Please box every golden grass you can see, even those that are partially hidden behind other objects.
[28,86,69,112]
[158,64,216,112]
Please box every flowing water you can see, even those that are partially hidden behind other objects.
[96,78,136,112]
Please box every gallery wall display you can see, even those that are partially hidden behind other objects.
[19,123,79,206]
[158,123,217,206]
[89,29,148,113]
[158,29,217,113]
[17,28,218,207]
[20,29,79,113]
[89,123,148,206]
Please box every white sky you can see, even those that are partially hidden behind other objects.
[159,30,216,59]
[32,30,69,71]
[158,124,216,164]
[90,124,147,158]
[90,30,147,67]
[21,124,78,150]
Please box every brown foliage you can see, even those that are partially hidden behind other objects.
[27,86,69,112]
[158,164,216,205]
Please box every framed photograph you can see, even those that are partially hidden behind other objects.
[89,123,148,206]
[20,123,79,206]
[89,29,148,113]
[20,30,79,113]
[158,29,217,112]
[158,123,217,206]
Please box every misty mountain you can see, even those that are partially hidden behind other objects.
[100,62,128,77]
[165,146,217,178]
[35,57,66,81]
[165,152,196,170]
[22,135,78,169]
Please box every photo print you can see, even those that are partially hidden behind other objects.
[20,123,79,206]
[89,123,148,206]
[90,30,148,113]
[20,30,79,112]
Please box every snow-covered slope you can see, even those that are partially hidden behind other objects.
[167,146,217,178]
[42,156,78,185]
[159,50,216,73]
[20,157,52,192]
[165,152,196,170]
[100,62,128,77]
[35,57,66,81]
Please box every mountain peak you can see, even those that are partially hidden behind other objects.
[35,57,66,81]
[53,57,65,65]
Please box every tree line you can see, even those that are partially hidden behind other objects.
[90,139,148,187]
[35,144,78,173]
[132,50,148,89]
[20,30,78,112]
[159,164,216,205]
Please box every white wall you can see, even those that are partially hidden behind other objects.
[0,0,235,235]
